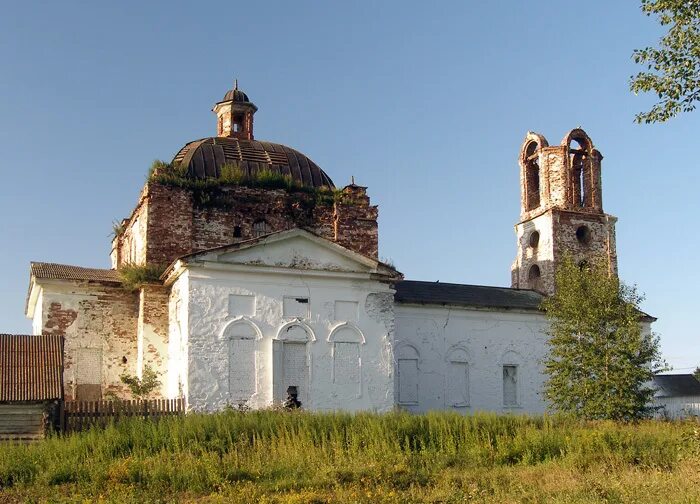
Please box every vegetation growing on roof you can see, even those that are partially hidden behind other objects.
[117,263,167,291]
[110,220,126,240]
[147,160,342,209]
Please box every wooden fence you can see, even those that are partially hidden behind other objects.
[63,398,185,432]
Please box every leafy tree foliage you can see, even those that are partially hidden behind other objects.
[120,365,161,399]
[542,256,665,420]
[694,366,700,381]
[630,0,700,123]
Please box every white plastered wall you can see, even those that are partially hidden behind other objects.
[167,272,189,400]
[394,304,550,414]
[176,266,395,413]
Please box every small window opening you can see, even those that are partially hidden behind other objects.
[252,220,271,238]
[233,115,244,134]
[503,365,518,406]
[121,356,127,364]
[528,231,540,249]
[295,298,309,304]
[233,226,242,238]
[576,225,591,245]
[528,264,541,280]
[528,264,541,290]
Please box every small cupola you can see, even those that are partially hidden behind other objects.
[212,80,258,140]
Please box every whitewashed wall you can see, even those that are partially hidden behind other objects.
[27,280,139,399]
[394,304,550,414]
[177,267,395,412]
[167,272,189,399]
[653,396,700,419]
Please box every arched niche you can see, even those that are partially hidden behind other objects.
[273,321,315,406]
[328,323,364,387]
[275,320,316,342]
[218,317,261,403]
[328,322,365,344]
[219,317,263,341]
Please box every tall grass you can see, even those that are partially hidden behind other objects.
[0,411,697,502]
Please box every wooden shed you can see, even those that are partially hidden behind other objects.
[0,334,64,440]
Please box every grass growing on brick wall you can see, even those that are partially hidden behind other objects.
[0,411,699,503]
[117,263,167,290]
[147,160,342,208]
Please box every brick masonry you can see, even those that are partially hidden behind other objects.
[38,282,139,400]
[512,129,617,295]
[112,181,379,269]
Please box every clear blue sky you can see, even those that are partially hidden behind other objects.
[1,1,697,372]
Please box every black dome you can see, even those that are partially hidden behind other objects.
[172,137,334,189]
[222,88,250,103]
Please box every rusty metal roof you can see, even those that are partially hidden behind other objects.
[0,334,64,401]
[222,88,250,103]
[395,280,544,311]
[30,262,121,284]
[172,137,335,189]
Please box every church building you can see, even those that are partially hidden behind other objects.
[23,85,651,413]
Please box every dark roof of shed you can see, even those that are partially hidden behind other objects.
[0,334,64,401]
[395,280,544,311]
[653,374,700,397]
[171,137,335,189]
[30,262,121,284]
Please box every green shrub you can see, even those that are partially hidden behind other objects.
[117,263,167,290]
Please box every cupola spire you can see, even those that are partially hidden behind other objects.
[212,80,258,140]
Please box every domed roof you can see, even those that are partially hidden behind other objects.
[172,137,335,188]
[222,88,250,103]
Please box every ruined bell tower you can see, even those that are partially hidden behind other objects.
[511,128,618,295]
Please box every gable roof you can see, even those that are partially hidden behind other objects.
[30,262,121,284]
[395,280,544,311]
[0,334,64,401]
[653,374,700,397]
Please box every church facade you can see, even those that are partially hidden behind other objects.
[23,85,651,413]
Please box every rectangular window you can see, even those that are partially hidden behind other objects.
[283,296,310,319]
[398,358,419,405]
[228,294,255,317]
[334,300,358,321]
[503,365,518,406]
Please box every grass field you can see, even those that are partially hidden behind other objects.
[0,411,699,503]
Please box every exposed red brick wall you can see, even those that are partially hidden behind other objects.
[40,283,139,400]
[115,181,380,268]
[43,302,78,335]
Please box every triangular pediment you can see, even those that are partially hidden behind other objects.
[184,229,398,277]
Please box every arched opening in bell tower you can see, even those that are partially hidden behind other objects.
[524,141,540,211]
[566,133,593,209]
